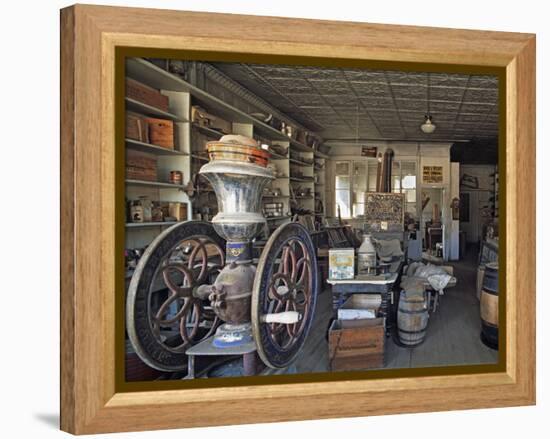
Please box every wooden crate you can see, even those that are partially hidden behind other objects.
[126,78,169,112]
[145,117,174,149]
[328,318,385,371]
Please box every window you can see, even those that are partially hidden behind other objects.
[401,162,417,215]
[367,160,379,192]
[334,158,417,219]
[352,162,368,217]
[335,161,351,218]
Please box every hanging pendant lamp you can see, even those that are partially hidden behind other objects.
[420,73,436,134]
[421,114,436,133]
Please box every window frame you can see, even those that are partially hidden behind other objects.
[334,157,418,219]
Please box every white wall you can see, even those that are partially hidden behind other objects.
[459,165,496,242]
[450,162,460,260]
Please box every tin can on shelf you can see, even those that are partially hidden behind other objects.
[169,170,183,185]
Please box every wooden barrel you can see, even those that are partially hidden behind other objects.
[480,262,499,349]
[397,290,429,346]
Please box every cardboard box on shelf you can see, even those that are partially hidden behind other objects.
[169,202,188,221]
[191,105,232,134]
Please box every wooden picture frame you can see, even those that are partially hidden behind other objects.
[60,4,535,434]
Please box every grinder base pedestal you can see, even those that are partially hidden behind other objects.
[185,330,257,378]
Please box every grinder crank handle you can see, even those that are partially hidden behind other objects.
[260,311,302,324]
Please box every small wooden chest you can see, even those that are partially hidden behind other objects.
[145,117,174,149]
[329,318,385,371]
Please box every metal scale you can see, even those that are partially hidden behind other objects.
[126,135,318,377]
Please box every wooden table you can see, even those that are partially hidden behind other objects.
[327,259,404,333]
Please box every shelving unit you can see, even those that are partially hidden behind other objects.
[125,179,185,189]
[125,97,188,122]
[125,139,188,156]
[124,57,328,246]
[314,157,327,219]
[125,62,193,250]
[266,215,292,222]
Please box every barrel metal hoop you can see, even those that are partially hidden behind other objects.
[398,328,427,334]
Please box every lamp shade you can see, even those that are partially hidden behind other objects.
[420,114,436,134]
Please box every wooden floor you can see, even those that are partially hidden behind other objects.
[287,246,498,374]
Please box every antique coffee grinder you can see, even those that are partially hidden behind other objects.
[126,135,318,377]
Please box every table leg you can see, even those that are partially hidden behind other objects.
[186,355,195,379]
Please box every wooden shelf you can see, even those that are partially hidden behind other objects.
[265,215,291,221]
[269,152,288,160]
[190,153,209,161]
[125,138,188,156]
[314,150,329,159]
[126,58,324,151]
[192,123,225,139]
[290,177,314,183]
[126,221,178,228]
[290,158,313,166]
[125,97,188,122]
[263,195,289,198]
[288,137,313,153]
[125,179,185,189]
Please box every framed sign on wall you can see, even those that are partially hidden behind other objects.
[60,4,535,434]
[423,165,444,184]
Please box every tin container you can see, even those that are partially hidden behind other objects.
[169,170,183,185]
[328,248,355,280]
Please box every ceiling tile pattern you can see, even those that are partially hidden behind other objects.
[211,62,499,142]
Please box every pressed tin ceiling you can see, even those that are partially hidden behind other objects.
[210,62,499,144]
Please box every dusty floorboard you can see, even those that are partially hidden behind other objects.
[287,246,498,374]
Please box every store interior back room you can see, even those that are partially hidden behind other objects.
[123,57,500,380]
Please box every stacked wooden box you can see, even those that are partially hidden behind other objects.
[126,78,169,111]
[126,150,157,182]
[125,78,175,149]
